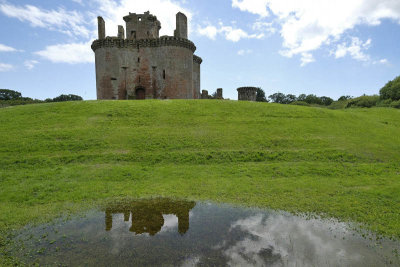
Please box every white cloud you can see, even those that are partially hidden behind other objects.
[198,22,264,42]
[197,25,218,40]
[0,63,14,72]
[334,37,371,61]
[0,2,90,38]
[24,60,39,70]
[300,52,315,66]
[252,20,276,35]
[0,43,19,52]
[237,49,252,56]
[232,0,270,17]
[232,0,400,65]
[35,42,93,64]
[372,58,390,65]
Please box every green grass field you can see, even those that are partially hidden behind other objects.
[1,100,399,252]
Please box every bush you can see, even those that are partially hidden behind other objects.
[380,76,400,101]
[346,95,380,108]
[290,101,309,106]
[0,89,22,100]
[320,96,334,106]
[328,100,349,110]
[390,100,400,109]
[0,99,43,107]
[52,94,83,102]
[376,99,392,107]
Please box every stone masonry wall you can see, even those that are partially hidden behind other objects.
[237,87,257,101]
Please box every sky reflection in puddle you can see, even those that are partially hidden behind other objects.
[12,198,400,266]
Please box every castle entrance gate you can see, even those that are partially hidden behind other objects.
[136,87,145,100]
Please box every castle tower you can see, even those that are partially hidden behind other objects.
[92,11,202,100]
[123,11,161,40]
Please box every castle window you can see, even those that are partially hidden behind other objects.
[138,17,142,21]
[131,31,136,39]
[163,70,166,79]
[111,78,117,81]
[138,57,140,63]
[147,31,150,37]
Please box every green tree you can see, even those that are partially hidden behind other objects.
[305,94,323,105]
[297,94,307,102]
[285,94,297,104]
[256,88,268,102]
[320,96,334,106]
[338,95,352,101]
[380,76,400,101]
[0,89,22,100]
[52,94,83,102]
[269,92,286,103]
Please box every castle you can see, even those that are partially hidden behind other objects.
[91,12,202,100]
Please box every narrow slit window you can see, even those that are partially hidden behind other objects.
[111,77,117,81]
[163,70,166,79]
[139,76,141,83]
[138,57,140,63]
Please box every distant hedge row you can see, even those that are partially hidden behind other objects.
[0,89,82,108]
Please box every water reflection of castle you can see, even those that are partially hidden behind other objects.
[105,199,196,235]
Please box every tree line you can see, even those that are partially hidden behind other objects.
[255,75,400,109]
[0,89,82,107]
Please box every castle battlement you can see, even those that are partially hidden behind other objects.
[91,36,197,53]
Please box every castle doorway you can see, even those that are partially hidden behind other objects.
[136,87,145,100]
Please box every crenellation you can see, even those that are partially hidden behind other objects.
[91,37,197,53]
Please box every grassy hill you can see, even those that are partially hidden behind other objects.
[1,100,400,240]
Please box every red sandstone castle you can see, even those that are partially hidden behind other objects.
[91,11,202,100]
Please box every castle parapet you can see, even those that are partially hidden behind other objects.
[193,55,203,64]
[91,36,197,53]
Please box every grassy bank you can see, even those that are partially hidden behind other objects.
[0,100,399,243]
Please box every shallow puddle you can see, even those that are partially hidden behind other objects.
[11,198,400,266]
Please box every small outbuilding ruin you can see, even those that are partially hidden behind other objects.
[237,87,257,101]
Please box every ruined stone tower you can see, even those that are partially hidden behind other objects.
[237,87,257,101]
[91,11,202,100]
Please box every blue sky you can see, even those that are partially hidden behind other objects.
[0,0,399,100]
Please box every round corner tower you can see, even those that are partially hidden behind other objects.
[91,11,202,100]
